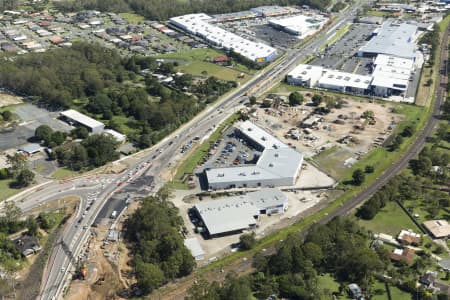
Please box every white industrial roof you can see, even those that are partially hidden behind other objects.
[319,70,372,90]
[287,64,324,82]
[374,54,414,71]
[207,121,303,186]
[358,20,418,59]
[184,237,205,259]
[371,67,409,90]
[237,120,287,149]
[103,129,126,142]
[268,14,326,37]
[60,109,104,130]
[170,14,276,62]
[195,189,287,235]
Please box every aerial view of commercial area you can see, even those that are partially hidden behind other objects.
[0,0,449,299]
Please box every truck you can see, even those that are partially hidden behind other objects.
[110,210,117,219]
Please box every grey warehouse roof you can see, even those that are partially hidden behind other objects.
[60,109,105,129]
[358,20,418,59]
[19,143,42,154]
[184,237,205,259]
[195,189,287,235]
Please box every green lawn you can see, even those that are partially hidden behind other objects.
[372,281,412,300]
[52,168,79,179]
[119,12,145,24]
[359,201,421,235]
[155,48,256,79]
[177,61,250,84]
[0,179,23,201]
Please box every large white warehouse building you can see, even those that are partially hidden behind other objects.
[287,55,417,98]
[269,14,327,37]
[169,13,277,63]
[357,20,418,60]
[205,121,303,190]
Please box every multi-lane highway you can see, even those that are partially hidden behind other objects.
[1,4,365,299]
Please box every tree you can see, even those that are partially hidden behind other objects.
[436,123,449,143]
[15,169,35,187]
[288,91,304,106]
[35,125,53,144]
[50,131,66,146]
[409,157,432,176]
[389,135,403,151]
[352,169,365,185]
[261,99,272,108]
[401,125,415,137]
[239,232,256,250]
[312,94,322,106]
[6,153,27,178]
[71,126,89,139]
[249,96,257,105]
[2,201,21,226]
[82,134,119,167]
[365,165,374,173]
[2,110,12,121]
[26,216,39,237]
[135,262,165,294]
[362,110,374,120]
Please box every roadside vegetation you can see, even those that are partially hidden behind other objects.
[0,201,69,298]
[123,192,195,295]
[0,42,237,173]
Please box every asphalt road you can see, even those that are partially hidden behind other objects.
[1,3,364,299]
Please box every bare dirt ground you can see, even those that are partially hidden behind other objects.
[251,94,402,159]
[65,202,141,300]
[0,93,23,108]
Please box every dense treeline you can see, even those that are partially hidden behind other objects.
[0,42,233,149]
[55,0,331,20]
[0,42,127,109]
[187,218,385,300]
[124,194,195,294]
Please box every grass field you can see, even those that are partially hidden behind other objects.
[0,179,23,201]
[372,281,412,300]
[177,61,250,83]
[155,48,256,82]
[358,201,421,235]
[119,12,145,24]
[52,168,79,179]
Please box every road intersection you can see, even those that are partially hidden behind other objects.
[1,3,367,299]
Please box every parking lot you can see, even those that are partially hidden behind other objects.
[195,127,256,174]
[0,104,72,151]
[310,23,377,71]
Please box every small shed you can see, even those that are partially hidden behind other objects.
[19,143,43,156]
[184,237,205,260]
